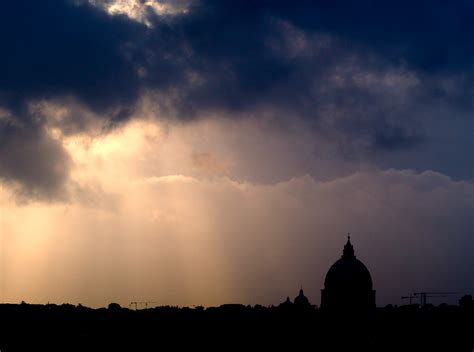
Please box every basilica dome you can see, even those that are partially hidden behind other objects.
[321,236,375,311]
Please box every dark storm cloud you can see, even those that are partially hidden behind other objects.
[2,0,472,120]
[0,121,71,201]
[0,0,143,199]
[266,0,474,71]
[0,0,145,113]
[0,0,472,198]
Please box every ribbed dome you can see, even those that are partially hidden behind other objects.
[324,236,373,291]
[324,256,373,291]
[321,236,376,310]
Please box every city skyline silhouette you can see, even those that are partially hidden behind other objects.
[0,0,472,350]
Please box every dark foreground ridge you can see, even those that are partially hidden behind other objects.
[1,299,473,352]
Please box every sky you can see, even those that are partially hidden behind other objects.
[0,0,473,308]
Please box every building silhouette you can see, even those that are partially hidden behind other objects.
[294,288,311,307]
[321,235,375,311]
[279,288,311,308]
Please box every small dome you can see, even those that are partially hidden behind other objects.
[294,288,310,306]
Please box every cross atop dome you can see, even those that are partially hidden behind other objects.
[342,233,355,258]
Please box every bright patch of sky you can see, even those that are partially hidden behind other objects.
[87,0,190,26]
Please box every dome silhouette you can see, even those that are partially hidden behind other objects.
[321,235,375,311]
[294,288,310,307]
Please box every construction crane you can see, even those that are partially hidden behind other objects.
[401,295,417,305]
[129,301,158,310]
[413,292,459,307]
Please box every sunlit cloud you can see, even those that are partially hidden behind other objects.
[87,0,190,27]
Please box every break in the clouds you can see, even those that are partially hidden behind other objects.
[0,1,472,306]
[87,0,190,26]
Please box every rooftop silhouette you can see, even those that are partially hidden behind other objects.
[1,236,472,351]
